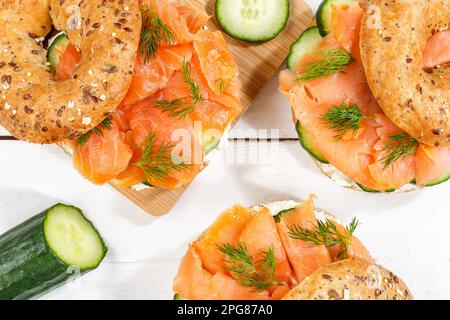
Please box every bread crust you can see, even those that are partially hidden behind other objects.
[283,258,412,300]
[0,0,141,143]
[360,0,449,147]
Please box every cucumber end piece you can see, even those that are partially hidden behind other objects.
[43,204,107,271]
[174,294,188,300]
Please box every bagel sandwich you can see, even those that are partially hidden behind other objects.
[280,0,450,193]
[172,196,412,300]
[0,0,242,190]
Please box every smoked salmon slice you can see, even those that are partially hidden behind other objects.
[327,224,374,263]
[331,2,363,61]
[124,98,203,189]
[276,196,332,283]
[142,0,193,46]
[423,31,450,71]
[238,208,294,286]
[194,29,240,95]
[210,272,271,300]
[174,197,373,300]
[55,43,81,81]
[173,246,271,301]
[173,245,215,300]
[119,44,193,108]
[175,4,211,34]
[416,145,450,186]
[114,140,148,188]
[368,114,417,190]
[160,67,236,134]
[193,205,254,275]
[72,121,133,185]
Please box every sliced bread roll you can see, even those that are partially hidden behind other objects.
[283,258,412,300]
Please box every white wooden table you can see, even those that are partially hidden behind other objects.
[1,0,449,300]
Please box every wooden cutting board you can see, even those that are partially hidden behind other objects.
[111,0,313,216]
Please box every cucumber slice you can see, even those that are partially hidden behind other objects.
[356,183,396,193]
[295,121,329,164]
[44,205,107,270]
[173,294,188,300]
[216,0,290,42]
[204,136,220,155]
[425,167,450,187]
[274,208,296,223]
[287,26,322,70]
[47,33,69,72]
[316,0,355,37]
[0,204,107,300]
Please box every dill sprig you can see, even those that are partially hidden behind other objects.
[154,60,204,119]
[215,79,226,94]
[296,49,354,81]
[133,131,189,182]
[77,114,113,145]
[322,103,374,140]
[154,98,195,119]
[380,133,419,169]
[217,243,283,292]
[287,218,359,260]
[182,60,203,104]
[140,5,176,63]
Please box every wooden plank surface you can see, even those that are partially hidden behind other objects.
[112,0,313,216]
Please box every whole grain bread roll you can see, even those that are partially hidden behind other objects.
[283,258,412,300]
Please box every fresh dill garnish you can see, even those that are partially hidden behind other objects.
[133,131,189,182]
[154,98,196,119]
[287,217,359,260]
[181,60,203,104]
[217,242,283,292]
[380,133,419,169]
[77,114,113,145]
[215,79,226,94]
[139,5,176,63]
[322,102,374,140]
[296,49,354,81]
[154,60,204,119]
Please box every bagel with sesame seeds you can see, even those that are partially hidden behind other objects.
[360,0,450,147]
[0,0,141,143]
